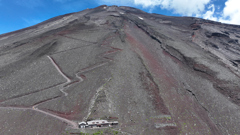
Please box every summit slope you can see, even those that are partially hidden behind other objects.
[0,5,240,135]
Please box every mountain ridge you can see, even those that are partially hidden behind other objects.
[0,5,240,135]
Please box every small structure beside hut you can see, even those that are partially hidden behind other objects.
[79,122,88,128]
[78,120,118,129]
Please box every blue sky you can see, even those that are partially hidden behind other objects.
[0,0,239,34]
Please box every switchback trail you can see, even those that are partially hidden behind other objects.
[0,30,122,130]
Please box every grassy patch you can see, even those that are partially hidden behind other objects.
[92,131,103,135]
[79,132,90,135]
[166,116,171,120]
[113,130,119,135]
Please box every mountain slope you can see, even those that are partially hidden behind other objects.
[0,5,240,135]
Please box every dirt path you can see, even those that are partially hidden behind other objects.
[47,56,71,96]
[0,106,78,128]
[32,105,79,128]
[0,31,122,130]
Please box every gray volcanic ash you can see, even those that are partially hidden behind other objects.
[0,5,240,135]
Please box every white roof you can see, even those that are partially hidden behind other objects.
[87,120,109,125]
[79,121,87,125]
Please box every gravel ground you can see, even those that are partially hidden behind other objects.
[0,5,240,135]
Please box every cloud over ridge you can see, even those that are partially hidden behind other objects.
[99,0,240,25]
[220,0,240,25]
[134,0,211,16]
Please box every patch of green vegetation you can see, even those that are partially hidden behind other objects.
[79,132,90,135]
[166,116,171,120]
[78,128,119,135]
[92,131,103,135]
[113,131,119,135]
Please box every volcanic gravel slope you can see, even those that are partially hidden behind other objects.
[0,5,240,135]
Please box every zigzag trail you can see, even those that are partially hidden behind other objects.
[0,30,122,129]
[47,55,71,96]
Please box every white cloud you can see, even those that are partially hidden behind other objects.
[97,0,240,25]
[201,0,240,25]
[98,0,211,16]
[202,4,217,21]
[134,0,211,16]
[134,0,161,7]
[219,0,240,25]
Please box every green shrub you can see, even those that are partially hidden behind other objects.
[114,131,119,135]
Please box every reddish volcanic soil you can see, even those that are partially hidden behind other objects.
[0,5,240,135]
